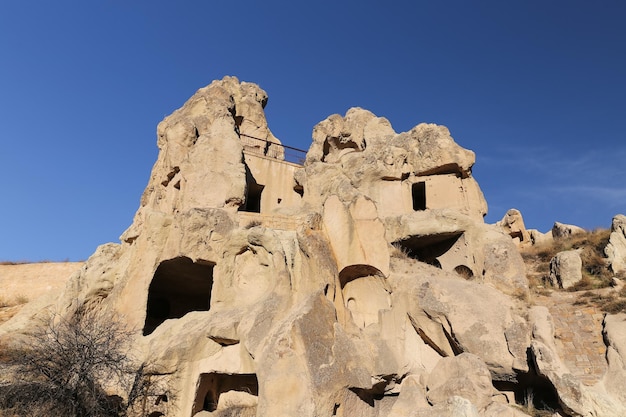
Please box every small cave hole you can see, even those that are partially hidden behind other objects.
[161,166,180,187]
[454,265,474,279]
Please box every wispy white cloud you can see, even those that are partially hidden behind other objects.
[549,185,626,208]
[481,145,626,188]
[478,144,626,227]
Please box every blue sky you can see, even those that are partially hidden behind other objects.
[1,1,625,261]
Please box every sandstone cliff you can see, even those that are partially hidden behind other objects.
[2,77,626,417]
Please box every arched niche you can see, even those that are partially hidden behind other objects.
[454,264,474,279]
[339,265,391,329]
[143,257,214,336]
[192,373,258,414]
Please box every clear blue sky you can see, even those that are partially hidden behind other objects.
[1,1,625,261]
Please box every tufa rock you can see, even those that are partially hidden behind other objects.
[548,249,583,289]
[552,221,586,239]
[528,228,553,246]
[496,208,531,246]
[3,77,624,417]
[605,214,626,274]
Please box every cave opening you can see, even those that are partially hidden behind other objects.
[393,233,462,267]
[412,181,426,211]
[239,164,264,213]
[192,373,259,414]
[143,257,214,336]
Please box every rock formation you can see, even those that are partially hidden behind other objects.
[605,214,626,274]
[548,250,583,290]
[552,221,586,239]
[2,77,626,417]
[497,209,531,246]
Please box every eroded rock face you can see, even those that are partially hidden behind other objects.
[2,77,622,417]
[552,221,586,239]
[605,214,626,274]
[548,250,583,289]
[497,209,531,246]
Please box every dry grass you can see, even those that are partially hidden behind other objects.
[213,405,257,417]
[574,287,626,314]
[0,295,29,309]
[390,242,411,260]
[244,220,262,229]
[521,228,613,292]
[0,259,72,265]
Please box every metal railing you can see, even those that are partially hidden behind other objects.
[240,133,307,165]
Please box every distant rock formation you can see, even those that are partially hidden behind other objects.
[606,214,626,274]
[496,208,531,245]
[549,249,583,289]
[2,77,626,417]
[552,221,586,239]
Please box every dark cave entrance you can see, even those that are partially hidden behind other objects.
[412,181,426,211]
[240,164,264,213]
[393,233,462,267]
[143,257,214,336]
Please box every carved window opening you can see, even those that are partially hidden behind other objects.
[412,181,426,211]
[143,257,214,336]
[192,373,258,414]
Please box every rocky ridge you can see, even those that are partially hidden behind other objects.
[2,77,626,417]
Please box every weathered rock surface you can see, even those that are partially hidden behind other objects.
[497,209,531,245]
[605,214,626,274]
[528,228,553,246]
[1,77,624,417]
[548,249,583,289]
[552,221,586,239]
[603,314,626,406]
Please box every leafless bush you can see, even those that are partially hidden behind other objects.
[0,309,169,417]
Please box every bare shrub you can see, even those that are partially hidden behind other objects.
[0,310,169,417]
[602,299,626,315]
[244,220,262,229]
